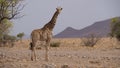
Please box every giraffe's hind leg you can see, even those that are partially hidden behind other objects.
[30,42,36,61]
[31,48,36,61]
[45,45,48,61]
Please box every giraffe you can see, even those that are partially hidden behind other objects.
[30,7,62,61]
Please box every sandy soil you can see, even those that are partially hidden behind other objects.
[0,38,120,68]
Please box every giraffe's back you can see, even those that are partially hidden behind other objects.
[31,29,52,42]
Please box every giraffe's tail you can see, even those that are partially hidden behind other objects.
[29,42,34,51]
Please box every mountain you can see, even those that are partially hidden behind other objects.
[54,17,120,38]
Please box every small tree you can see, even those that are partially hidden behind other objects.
[0,19,13,46]
[0,19,13,38]
[0,0,24,46]
[0,0,24,23]
[110,17,120,41]
[17,32,24,42]
[81,34,100,47]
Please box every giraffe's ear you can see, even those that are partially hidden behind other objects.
[56,8,58,10]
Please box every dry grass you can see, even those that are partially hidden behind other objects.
[0,38,120,68]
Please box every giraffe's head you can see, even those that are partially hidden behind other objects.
[56,7,62,14]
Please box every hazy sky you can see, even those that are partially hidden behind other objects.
[12,0,120,36]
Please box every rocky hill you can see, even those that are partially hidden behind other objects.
[54,17,120,38]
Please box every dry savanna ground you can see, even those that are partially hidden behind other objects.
[0,38,120,68]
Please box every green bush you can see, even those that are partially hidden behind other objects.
[50,42,60,47]
[110,17,120,41]
[0,34,17,47]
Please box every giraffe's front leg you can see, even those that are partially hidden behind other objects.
[45,40,50,62]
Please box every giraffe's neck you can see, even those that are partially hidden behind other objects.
[42,10,60,31]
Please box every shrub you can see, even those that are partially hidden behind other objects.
[0,35,17,47]
[110,17,120,41]
[50,42,60,47]
[81,34,100,47]
[17,32,24,42]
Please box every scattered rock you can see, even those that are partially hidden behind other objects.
[42,63,56,68]
[68,55,72,58]
[82,56,87,58]
[89,60,100,64]
[115,47,120,50]
[22,59,27,62]
[61,64,70,68]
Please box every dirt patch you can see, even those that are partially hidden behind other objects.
[0,38,120,68]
